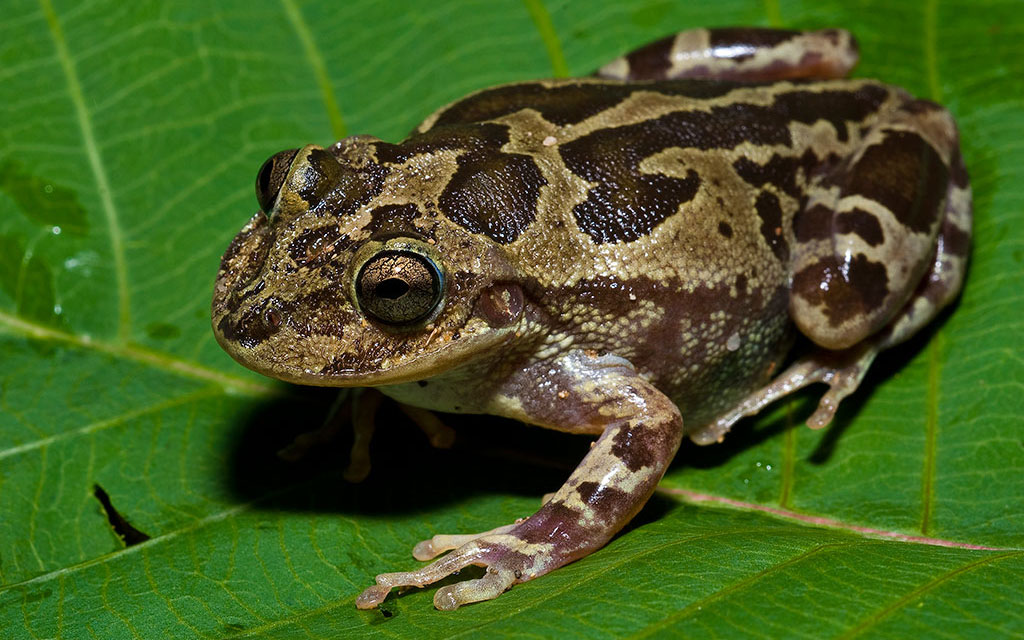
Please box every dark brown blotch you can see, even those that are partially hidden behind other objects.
[296,148,345,211]
[793,253,889,327]
[840,129,949,235]
[574,481,631,519]
[623,35,674,79]
[836,208,884,247]
[950,150,970,189]
[708,27,801,51]
[772,85,890,142]
[735,274,748,294]
[439,152,546,244]
[718,220,733,238]
[515,501,586,546]
[378,122,511,164]
[433,81,738,130]
[794,203,833,242]
[561,95,849,251]
[287,224,343,267]
[941,219,971,258]
[609,417,676,473]
[217,296,290,350]
[733,149,823,199]
[365,203,422,237]
[755,191,788,261]
[899,99,944,116]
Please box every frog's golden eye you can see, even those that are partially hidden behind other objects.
[356,250,444,325]
[255,148,299,214]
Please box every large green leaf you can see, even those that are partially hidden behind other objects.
[1,0,1021,637]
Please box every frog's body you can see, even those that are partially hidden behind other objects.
[212,28,971,610]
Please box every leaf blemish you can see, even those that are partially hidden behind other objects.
[92,484,151,547]
[0,159,89,236]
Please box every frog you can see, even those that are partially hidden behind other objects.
[211,27,971,611]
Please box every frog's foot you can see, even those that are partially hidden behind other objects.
[344,391,456,482]
[596,27,858,82]
[357,531,546,611]
[277,391,353,463]
[277,389,455,482]
[396,403,456,450]
[692,344,878,445]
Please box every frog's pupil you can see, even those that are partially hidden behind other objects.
[377,278,410,300]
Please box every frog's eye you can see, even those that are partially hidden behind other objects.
[255,148,299,214]
[356,250,444,325]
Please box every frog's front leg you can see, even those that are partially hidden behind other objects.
[596,27,858,82]
[356,353,683,610]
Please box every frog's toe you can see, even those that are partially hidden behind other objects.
[412,523,518,560]
[432,566,518,610]
[803,353,875,428]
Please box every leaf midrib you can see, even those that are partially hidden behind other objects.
[0,310,280,396]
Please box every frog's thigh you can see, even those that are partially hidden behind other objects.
[357,355,683,610]
[791,100,960,350]
[875,147,972,349]
[595,27,858,82]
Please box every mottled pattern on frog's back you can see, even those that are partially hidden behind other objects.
[410,77,905,419]
[416,77,902,283]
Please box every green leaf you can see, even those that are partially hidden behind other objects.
[2,0,1021,638]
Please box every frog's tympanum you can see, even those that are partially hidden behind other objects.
[212,28,971,610]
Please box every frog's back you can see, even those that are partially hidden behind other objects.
[414,77,905,291]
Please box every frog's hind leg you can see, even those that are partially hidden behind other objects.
[595,28,858,82]
[693,147,971,445]
[791,100,965,351]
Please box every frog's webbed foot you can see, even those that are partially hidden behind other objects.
[276,388,455,482]
[693,344,878,445]
[358,531,539,611]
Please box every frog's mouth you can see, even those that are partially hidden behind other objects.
[212,302,514,388]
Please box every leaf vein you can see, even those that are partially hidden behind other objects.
[39,0,131,340]
[837,550,1024,639]
[0,310,282,397]
[522,0,569,77]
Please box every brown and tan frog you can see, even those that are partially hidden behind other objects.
[212,27,971,610]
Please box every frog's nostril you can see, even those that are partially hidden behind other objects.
[264,307,282,329]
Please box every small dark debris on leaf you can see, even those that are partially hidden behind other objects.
[93,484,151,546]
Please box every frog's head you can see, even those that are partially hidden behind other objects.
[212,135,528,387]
